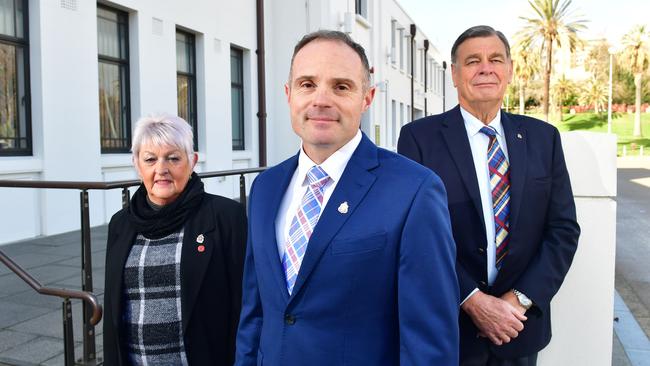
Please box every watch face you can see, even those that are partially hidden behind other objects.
[514,290,532,308]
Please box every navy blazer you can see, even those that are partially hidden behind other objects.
[398,105,580,360]
[235,134,460,365]
[103,193,247,365]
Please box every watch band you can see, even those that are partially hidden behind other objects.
[513,289,533,310]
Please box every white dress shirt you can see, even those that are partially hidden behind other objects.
[275,130,363,259]
[460,107,510,303]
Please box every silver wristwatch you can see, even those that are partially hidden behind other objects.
[513,289,533,310]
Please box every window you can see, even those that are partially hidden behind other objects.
[398,28,404,70]
[433,62,438,93]
[390,20,396,65]
[391,100,396,146]
[431,61,436,91]
[354,0,367,18]
[425,57,430,88]
[420,51,425,83]
[230,47,244,151]
[176,30,197,149]
[427,59,434,90]
[412,48,417,79]
[406,36,412,76]
[0,0,31,155]
[97,5,130,153]
[416,50,421,81]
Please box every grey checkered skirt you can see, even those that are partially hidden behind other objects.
[123,230,188,365]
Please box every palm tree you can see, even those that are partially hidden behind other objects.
[512,41,540,115]
[516,0,588,122]
[552,75,574,122]
[579,77,608,114]
[620,25,650,137]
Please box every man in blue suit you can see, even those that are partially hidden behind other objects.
[398,26,580,365]
[235,30,459,365]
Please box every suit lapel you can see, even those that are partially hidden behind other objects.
[180,204,215,333]
[440,106,484,228]
[289,135,378,302]
[262,155,298,302]
[501,111,526,235]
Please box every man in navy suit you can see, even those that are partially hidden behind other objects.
[235,30,459,365]
[398,26,580,365]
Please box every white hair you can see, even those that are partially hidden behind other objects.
[131,114,195,161]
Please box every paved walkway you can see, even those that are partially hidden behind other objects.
[1,158,649,364]
[0,227,107,365]
[615,157,650,365]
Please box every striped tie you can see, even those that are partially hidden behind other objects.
[480,126,510,269]
[282,165,330,294]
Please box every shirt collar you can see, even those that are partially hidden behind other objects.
[460,106,504,138]
[297,129,362,186]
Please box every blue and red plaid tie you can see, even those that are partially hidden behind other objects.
[480,126,510,269]
[282,165,330,294]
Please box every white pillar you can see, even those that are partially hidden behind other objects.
[538,132,617,366]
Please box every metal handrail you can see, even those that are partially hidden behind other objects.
[0,250,102,325]
[0,167,267,190]
[0,166,266,364]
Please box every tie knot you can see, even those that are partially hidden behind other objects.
[480,126,497,138]
[306,165,330,188]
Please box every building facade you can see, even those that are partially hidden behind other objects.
[0,0,456,245]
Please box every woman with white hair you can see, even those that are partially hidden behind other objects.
[103,114,246,365]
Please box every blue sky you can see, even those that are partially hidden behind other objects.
[397,0,650,60]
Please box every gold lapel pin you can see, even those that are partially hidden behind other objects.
[196,234,205,243]
[517,133,523,139]
[338,201,349,214]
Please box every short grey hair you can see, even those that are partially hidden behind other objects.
[131,114,195,161]
[289,30,371,91]
[451,25,511,64]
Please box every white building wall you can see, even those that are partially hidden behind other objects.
[1,0,453,244]
[264,0,304,166]
[0,0,259,243]
[265,0,454,163]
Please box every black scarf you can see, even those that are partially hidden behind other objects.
[126,172,205,239]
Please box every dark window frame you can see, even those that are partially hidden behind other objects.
[97,4,131,154]
[355,0,367,18]
[0,0,32,156]
[176,29,198,150]
[230,47,245,151]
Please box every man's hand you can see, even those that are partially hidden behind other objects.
[461,291,527,345]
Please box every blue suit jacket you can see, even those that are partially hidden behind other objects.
[235,134,459,365]
[398,106,580,360]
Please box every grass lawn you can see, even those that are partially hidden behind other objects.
[526,112,650,156]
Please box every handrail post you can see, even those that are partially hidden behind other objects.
[122,187,130,208]
[79,190,97,363]
[62,298,75,366]
[239,174,247,211]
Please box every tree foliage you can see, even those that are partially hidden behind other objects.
[586,39,610,83]
[512,41,541,114]
[620,24,650,136]
[579,77,608,113]
[516,0,588,122]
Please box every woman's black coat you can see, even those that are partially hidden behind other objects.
[103,193,247,365]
